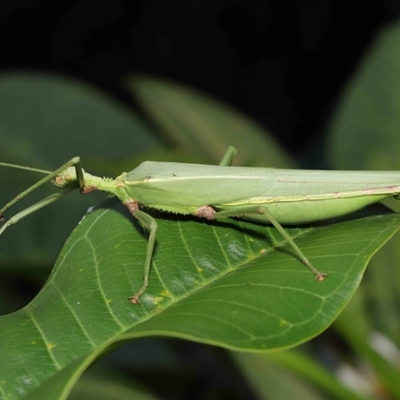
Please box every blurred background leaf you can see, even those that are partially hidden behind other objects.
[0,73,162,266]
[127,75,293,167]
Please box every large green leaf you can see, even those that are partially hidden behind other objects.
[0,199,399,400]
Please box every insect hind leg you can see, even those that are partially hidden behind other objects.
[202,204,327,281]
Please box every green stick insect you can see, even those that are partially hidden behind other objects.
[1,146,400,303]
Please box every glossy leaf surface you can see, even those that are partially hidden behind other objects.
[0,199,399,399]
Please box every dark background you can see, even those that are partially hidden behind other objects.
[1,1,399,158]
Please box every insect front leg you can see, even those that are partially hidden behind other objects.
[197,204,327,281]
[0,157,83,219]
[0,156,82,234]
[124,200,158,304]
[0,189,75,237]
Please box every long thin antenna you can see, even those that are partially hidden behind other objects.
[0,162,51,174]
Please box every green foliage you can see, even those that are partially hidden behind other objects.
[129,76,293,168]
[1,199,398,399]
[325,19,400,400]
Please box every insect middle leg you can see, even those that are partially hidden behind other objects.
[123,201,158,304]
[218,146,237,166]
